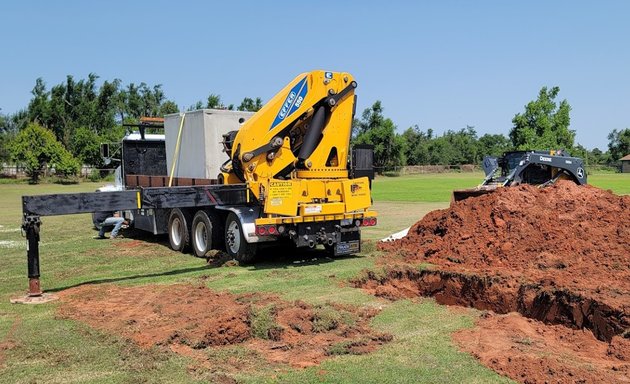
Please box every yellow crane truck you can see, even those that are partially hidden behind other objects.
[19,70,377,297]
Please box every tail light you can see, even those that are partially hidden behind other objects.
[360,217,377,227]
[256,225,279,236]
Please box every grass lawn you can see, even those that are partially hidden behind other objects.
[588,172,630,194]
[372,172,629,203]
[6,170,626,383]
[371,173,481,202]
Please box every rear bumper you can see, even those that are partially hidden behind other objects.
[254,211,377,254]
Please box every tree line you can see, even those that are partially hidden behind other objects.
[0,75,629,182]
[0,74,264,182]
[352,87,630,171]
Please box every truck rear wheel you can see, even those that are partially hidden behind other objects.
[224,212,256,263]
[191,210,222,258]
[168,208,190,252]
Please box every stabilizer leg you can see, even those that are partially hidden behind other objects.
[11,216,58,304]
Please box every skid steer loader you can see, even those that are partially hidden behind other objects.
[452,150,587,203]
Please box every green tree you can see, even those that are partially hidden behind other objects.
[159,100,179,115]
[187,100,204,111]
[9,123,79,183]
[71,126,102,167]
[589,147,609,165]
[572,143,590,165]
[427,136,455,165]
[353,101,404,169]
[27,78,50,124]
[94,79,120,133]
[478,133,511,157]
[509,86,574,150]
[422,128,480,165]
[401,125,432,165]
[206,94,222,109]
[0,134,11,164]
[607,128,630,162]
[0,112,14,163]
[237,97,263,112]
[445,126,479,164]
[353,100,384,139]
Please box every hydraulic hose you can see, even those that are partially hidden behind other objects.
[297,105,327,168]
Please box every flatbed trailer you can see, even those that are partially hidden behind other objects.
[20,181,246,294]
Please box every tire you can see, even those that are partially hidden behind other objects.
[191,210,223,258]
[224,212,257,263]
[168,208,191,252]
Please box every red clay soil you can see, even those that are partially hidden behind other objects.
[354,181,630,383]
[380,181,629,305]
[57,284,391,372]
[453,312,630,384]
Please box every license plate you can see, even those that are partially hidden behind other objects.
[336,240,360,255]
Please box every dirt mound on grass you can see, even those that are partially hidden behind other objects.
[354,181,630,383]
[373,181,630,338]
[453,312,630,384]
[57,284,391,371]
[379,181,630,308]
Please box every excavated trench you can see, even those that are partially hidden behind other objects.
[353,267,628,342]
[362,181,630,343]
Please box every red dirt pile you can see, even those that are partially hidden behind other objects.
[453,312,630,384]
[57,284,391,372]
[354,181,630,383]
[380,181,629,307]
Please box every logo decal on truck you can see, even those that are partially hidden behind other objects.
[270,76,308,130]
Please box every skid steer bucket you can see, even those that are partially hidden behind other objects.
[451,185,498,204]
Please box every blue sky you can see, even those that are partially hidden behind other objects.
[1,1,628,150]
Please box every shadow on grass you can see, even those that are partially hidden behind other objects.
[46,244,363,293]
[121,230,362,269]
[248,244,363,271]
[46,265,213,293]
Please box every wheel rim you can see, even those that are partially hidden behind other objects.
[171,218,182,247]
[195,221,208,251]
[226,220,240,254]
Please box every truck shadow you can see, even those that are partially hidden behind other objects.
[48,240,362,293]
[46,265,214,293]
[122,228,363,270]
[249,245,363,270]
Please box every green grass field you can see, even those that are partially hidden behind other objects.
[371,172,630,202]
[0,173,626,383]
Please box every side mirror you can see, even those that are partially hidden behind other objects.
[100,143,110,159]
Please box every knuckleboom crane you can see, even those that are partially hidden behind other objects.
[219,70,376,260]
